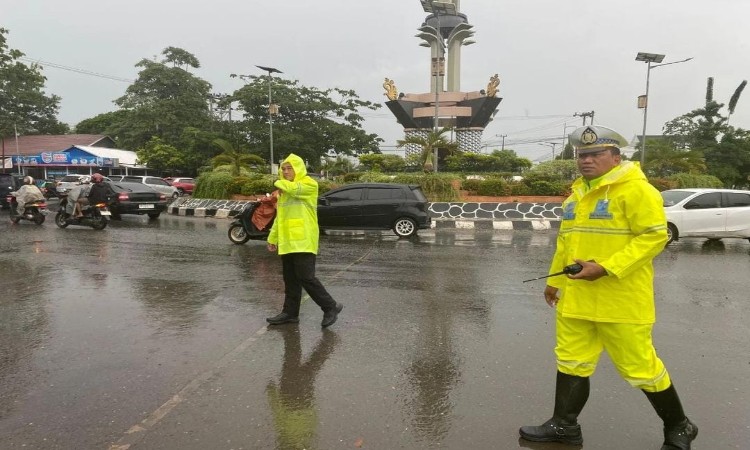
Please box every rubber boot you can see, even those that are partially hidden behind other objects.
[643,384,698,450]
[519,371,590,445]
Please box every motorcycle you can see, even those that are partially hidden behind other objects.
[6,195,47,225]
[228,200,275,244]
[55,195,111,230]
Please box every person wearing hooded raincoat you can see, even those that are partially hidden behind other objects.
[520,126,697,450]
[11,176,44,216]
[266,154,343,328]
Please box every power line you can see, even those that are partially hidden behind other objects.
[19,57,135,83]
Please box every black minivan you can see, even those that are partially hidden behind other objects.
[317,183,431,237]
[0,173,24,209]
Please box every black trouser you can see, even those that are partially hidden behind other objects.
[281,253,336,316]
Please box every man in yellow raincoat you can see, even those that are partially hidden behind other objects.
[266,154,343,328]
[519,126,697,449]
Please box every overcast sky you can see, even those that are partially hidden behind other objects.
[3,0,750,162]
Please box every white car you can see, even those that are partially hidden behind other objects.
[662,188,750,244]
[56,174,111,194]
[112,175,180,199]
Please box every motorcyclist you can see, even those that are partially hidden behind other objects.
[87,173,114,207]
[66,177,92,218]
[10,176,44,217]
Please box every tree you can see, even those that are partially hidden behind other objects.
[0,28,68,137]
[210,138,265,176]
[135,136,186,173]
[113,47,213,150]
[635,139,705,178]
[75,110,130,134]
[320,155,357,177]
[661,77,750,186]
[231,76,382,165]
[396,128,459,172]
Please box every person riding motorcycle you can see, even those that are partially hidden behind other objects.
[10,176,44,217]
[87,173,114,207]
[66,177,92,218]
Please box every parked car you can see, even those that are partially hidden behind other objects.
[317,183,431,237]
[110,175,179,199]
[0,173,24,209]
[662,188,750,244]
[164,177,195,196]
[107,181,169,219]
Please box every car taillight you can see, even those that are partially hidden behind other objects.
[118,193,129,201]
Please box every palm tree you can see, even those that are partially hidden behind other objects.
[210,139,265,176]
[396,127,460,172]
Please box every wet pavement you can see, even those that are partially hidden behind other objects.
[1,209,748,449]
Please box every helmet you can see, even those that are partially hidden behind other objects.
[91,173,104,183]
[23,176,34,185]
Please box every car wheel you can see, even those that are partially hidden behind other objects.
[177,188,185,196]
[171,192,179,199]
[55,212,69,228]
[393,217,417,237]
[666,223,678,244]
[147,212,161,219]
[228,224,251,244]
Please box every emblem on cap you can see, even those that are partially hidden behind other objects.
[580,127,598,145]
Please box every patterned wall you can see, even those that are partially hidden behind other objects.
[403,129,429,157]
[456,129,483,153]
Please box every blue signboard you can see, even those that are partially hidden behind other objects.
[12,148,119,167]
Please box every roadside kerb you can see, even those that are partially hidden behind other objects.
[168,198,563,230]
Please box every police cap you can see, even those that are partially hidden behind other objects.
[568,125,628,154]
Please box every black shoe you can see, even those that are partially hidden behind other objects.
[321,302,343,328]
[661,418,698,450]
[519,418,583,445]
[266,312,299,325]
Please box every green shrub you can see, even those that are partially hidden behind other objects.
[462,178,482,193]
[193,172,235,199]
[359,173,396,183]
[509,182,532,196]
[524,180,565,196]
[649,177,678,191]
[341,172,364,182]
[477,178,509,196]
[667,173,724,188]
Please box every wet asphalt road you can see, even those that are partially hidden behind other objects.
[0,207,748,449]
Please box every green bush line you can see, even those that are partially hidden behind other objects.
[191,171,724,202]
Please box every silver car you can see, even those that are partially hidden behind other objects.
[113,175,180,199]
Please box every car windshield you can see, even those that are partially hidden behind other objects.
[661,190,696,207]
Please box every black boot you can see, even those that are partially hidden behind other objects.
[266,312,299,325]
[643,384,698,450]
[321,302,343,328]
[519,372,589,445]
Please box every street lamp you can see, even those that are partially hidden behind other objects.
[256,65,282,174]
[635,52,693,167]
[420,1,456,172]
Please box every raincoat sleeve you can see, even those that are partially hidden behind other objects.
[598,182,667,279]
[273,179,317,199]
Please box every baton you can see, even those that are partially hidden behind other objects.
[522,263,583,283]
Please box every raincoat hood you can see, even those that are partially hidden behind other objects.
[280,154,307,181]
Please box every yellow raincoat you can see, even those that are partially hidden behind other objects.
[548,161,668,324]
[268,154,320,255]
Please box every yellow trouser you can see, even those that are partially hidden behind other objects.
[555,314,671,392]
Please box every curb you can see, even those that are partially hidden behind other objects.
[167,205,559,231]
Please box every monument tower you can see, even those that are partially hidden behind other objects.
[384,0,501,159]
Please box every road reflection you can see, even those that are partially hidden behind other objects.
[266,328,338,450]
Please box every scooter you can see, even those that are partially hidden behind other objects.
[6,195,48,225]
[55,195,110,230]
[228,201,275,244]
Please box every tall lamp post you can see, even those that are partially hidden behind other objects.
[635,52,693,167]
[256,65,282,174]
[420,1,456,172]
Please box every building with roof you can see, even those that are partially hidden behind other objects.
[1,135,147,179]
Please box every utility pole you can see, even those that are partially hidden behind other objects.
[574,111,595,125]
[500,134,507,150]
